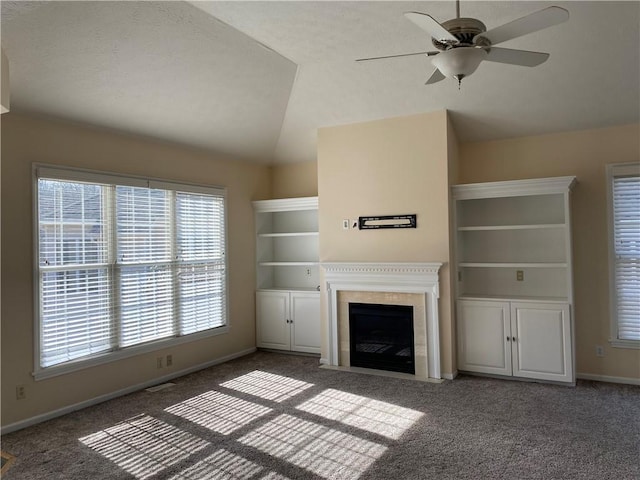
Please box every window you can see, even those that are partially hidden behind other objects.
[607,163,640,348]
[35,165,228,378]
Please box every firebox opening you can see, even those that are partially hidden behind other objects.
[349,303,415,374]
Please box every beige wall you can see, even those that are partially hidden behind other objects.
[317,110,455,375]
[459,123,640,380]
[1,113,271,428]
[271,160,318,198]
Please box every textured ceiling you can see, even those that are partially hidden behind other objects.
[2,1,639,164]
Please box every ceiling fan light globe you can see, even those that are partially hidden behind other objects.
[431,47,488,80]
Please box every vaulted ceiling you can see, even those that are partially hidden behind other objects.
[2,1,638,164]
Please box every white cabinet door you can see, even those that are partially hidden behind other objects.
[256,291,290,350]
[457,300,512,376]
[511,302,572,383]
[291,292,321,354]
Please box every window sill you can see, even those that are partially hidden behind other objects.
[33,326,229,381]
[609,339,640,350]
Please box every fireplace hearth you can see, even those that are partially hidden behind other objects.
[349,303,415,374]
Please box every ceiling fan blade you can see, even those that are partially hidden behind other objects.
[356,51,439,62]
[485,47,550,67]
[404,12,458,44]
[426,68,445,85]
[476,6,569,46]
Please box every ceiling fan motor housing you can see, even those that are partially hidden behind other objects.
[433,17,489,49]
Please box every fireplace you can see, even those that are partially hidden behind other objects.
[349,303,415,374]
[323,262,442,381]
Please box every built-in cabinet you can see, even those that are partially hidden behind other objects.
[452,177,576,384]
[256,290,320,354]
[253,197,320,354]
[457,299,572,382]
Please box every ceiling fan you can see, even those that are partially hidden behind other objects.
[356,1,569,88]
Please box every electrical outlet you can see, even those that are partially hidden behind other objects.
[16,385,26,400]
[516,270,524,281]
[157,357,163,369]
[305,268,311,277]
[342,219,349,230]
[595,345,605,357]
[166,354,173,367]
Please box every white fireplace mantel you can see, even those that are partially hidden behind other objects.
[323,262,442,380]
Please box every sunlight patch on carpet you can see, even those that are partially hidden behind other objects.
[79,414,207,479]
[166,448,294,480]
[167,449,263,479]
[220,371,314,402]
[296,388,423,439]
[259,472,294,479]
[238,414,386,480]
[165,390,272,435]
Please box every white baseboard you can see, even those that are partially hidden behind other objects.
[442,370,458,380]
[576,372,640,386]
[319,357,329,365]
[1,347,257,435]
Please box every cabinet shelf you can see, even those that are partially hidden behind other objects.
[259,287,320,293]
[458,262,568,268]
[458,224,564,232]
[459,294,569,303]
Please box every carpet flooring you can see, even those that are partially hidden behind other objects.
[1,351,639,479]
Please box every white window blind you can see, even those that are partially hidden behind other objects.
[36,166,227,372]
[609,163,640,344]
[176,192,226,335]
[38,179,113,367]
[116,186,175,347]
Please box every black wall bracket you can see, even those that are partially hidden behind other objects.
[358,214,417,230]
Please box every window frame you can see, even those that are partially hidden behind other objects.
[32,164,230,380]
[606,162,640,349]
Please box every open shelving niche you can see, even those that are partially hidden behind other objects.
[452,178,576,303]
[253,196,319,291]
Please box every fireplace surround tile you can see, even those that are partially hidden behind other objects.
[338,291,426,377]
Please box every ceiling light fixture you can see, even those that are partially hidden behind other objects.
[431,46,487,88]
